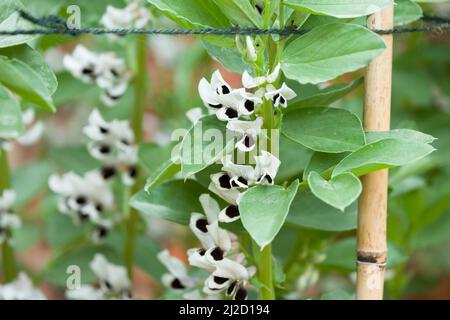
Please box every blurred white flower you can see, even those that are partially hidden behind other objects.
[158,250,196,291]
[0,273,46,300]
[101,1,151,30]
[67,254,131,300]
[84,109,138,186]
[48,170,115,230]
[64,45,131,107]
[242,64,281,89]
[16,109,44,146]
[0,189,21,244]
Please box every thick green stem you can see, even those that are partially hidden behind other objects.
[259,245,275,300]
[0,150,17,282]
[124,34,147,278]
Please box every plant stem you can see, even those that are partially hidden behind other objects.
[0,150,18,282]
[259,245,275,299]
[124,34,147,278]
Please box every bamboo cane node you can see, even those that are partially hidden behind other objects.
[357,250,387,265]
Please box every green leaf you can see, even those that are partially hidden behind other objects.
[288,78,363,110]
[130,179,209,225]
[202,41,249,74]
[240,180,299,249]
[12,160,53,207]
[282,107,365,153]
[303,152,346,180]
[212,0,261,27]
[276,135,314,183]
[333,138,436,177]
[282,23,386,84]
[308,171,362,211]
[321,290,355,300]
[285,0,392,18]
[48,146,99,174]
[322,238,407,271]
[147,0,229,28]
[0,0,36,48]
[139,143,181,192]
[365,129,436,144]
[287,188,357,231]
[395,0,423,26]
[46,213,88,250]
[0,86,23,139]
[0,45,57,111]
[179,115,233,178]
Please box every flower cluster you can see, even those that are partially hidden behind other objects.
[0,190,21,245]
[101,1,151,30]
[48,170,116,242]
[0,109,43,151]
[66,254,131,300]
[83,109,138,186]
[0,273,46,300]
[64,45,131,107]
[162,67,295,300]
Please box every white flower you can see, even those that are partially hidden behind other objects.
[67,254,131,300]
[264,83,297,108]
[16,109,44,146]
[242,64,281,89]
[101,1,151,30]
[198,70,247,121]
[203,258,249,299]
[63,45,100,83]
[218,204,240,223]
[90,254,131,298]
[254,151,281,185]
[48,171,114,224]
[0,189,21,244]
[236,92,262,116]
[226,117,263,152]
[0,189,15,212]
[213,155,259,190]
[0,273,46,300]
[84,110,138,186]
[207,181,243,206]
[64,46,131,107]
[188,194,234,265]
[158,250,196,291]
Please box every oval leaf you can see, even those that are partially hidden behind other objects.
[287,188,357,231]
[308,171,362,211]
[282,107,365,153]
[365,129,436,144]
[282,23,386,84]
[0,86,23,139]
[240,180,299,249]
[130,179,209,225]
[285,0,392,18]
[333,138,436,177]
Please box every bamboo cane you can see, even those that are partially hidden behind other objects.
[356,5,394,300]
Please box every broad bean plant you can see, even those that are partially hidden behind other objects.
[0,0,449,300]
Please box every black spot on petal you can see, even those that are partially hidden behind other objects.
[128,166,138,178]
[265,175,273,184]
[244,100,255,112]
[103,280,113,290]
[279,95,286,105]
[76,196,87,205]
[221,85,230,94]
[224,108,238,119]
[95,203,103,213]
[210,247,224,261]
[213,276,229,285]
[243,135,254,149]
[225,205,240,218]
[97,226,108,238]
[198,248,206,256]
[171,278,185,290]
[234,286,247,300]
[237,177,248,186]
[272,93,280,104]
[99,126,109,134]
[226,281,237,296]
[218,174,232,189]
[99,145,111,154]
[195,218,208,233]
[209,103,222,109]
[101,166,116,180]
